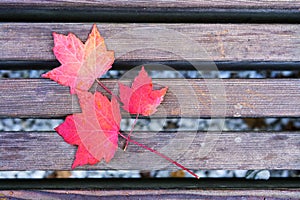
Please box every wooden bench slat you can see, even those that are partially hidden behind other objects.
[0,131,299,170]
[0,178,299,189]
[1,0,299,9]
[1,179,299,199]
[0,79,299,118]
[1,3,299,24]
[0,23,299,64]
[0,189,299,199]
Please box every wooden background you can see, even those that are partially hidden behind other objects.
[0,0,299,198]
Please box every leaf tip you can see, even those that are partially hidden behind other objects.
[52,32,58,37]
[139,66,148,77]
[41,73,48,78]
[90,23,101,38]
[92,23,98,30]
[71,162,78,169]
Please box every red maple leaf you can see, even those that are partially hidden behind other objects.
[42,24,114,94]
[119,66,168,116]
[55,90,121,168]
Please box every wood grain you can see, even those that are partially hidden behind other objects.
[0,178,299,189]
[0,79,299,118]
[0,178,298,190]
[0,189,299,199]
[1,0,299,9]
[1,2,299,24]
[0,131,299,170]
[0,23,299,63]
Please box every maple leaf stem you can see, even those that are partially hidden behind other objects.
[96,79,122,102]
[123,113,139,151]
[118,132,199,179]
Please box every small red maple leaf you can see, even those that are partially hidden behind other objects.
[42,24,114,94]
[55,90,121,168]
[119,66,168,116]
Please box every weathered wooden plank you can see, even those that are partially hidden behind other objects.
[0,23,299,63]
[0,189,299,199]
[0,131,299,170]
[1,0,299,9]
[1,178,299,190]
[0,79,299,118]
[1,5,299,23]
[0,178,299,189]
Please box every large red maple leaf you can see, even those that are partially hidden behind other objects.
[55,90,121,168]
[42,24,114,94]
[119,66,168,116]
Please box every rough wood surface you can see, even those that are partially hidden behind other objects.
[0,178,298,190]
[0,131,299,170]
[1,2,299,24]
[0,79,299,118]
[1,0,299,9]
[0,23,299,63]
[0,189,299,199]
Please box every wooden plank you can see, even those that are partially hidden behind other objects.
[0,178,299,190]
[0,189,299,199]
[1,179,299,200]
[1,5,299,24]
[0,131,299,170]
[0,79,299,118]
[1,0,299,9]
[0,23,299,63]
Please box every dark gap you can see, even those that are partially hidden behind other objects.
[1,69,299,79]
[0,8,299,23]
[0,170,298,179]
[0,117,299,132]
[1,60,300,71]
